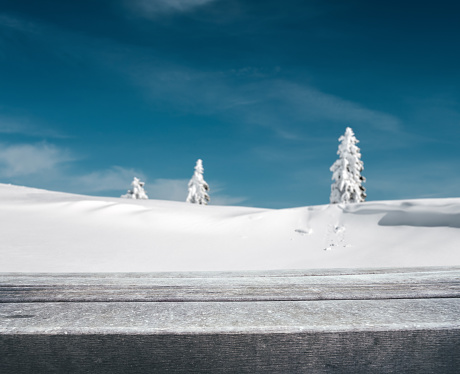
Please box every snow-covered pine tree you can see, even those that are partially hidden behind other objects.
[121,177,148,200]
[186,159,210,205]
[330,127,366,204]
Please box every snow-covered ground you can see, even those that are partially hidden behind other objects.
[1,183,459,272]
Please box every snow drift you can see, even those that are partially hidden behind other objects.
[1,183,459,272]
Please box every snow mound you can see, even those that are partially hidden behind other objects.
[1,183,459,272]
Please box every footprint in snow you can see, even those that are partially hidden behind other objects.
[295,228,313,236]
[323,224,350,250]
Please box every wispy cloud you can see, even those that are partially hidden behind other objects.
[0,12,403,142]
[0,138,245,204]
[0,118,34,135]
[74,174,246,205]
[147,178,188,201]
[206,182,248,206]
[125,0,218,16]
[0,14,42,34]
[129,61,402,139]
[0,114,67,138]
[72,167,146,194]
[0,142,74,178]
[269,81,402,133]
[145,178,247,205]
[211,194,247,206]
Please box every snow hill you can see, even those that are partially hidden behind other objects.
[1,183,459,272]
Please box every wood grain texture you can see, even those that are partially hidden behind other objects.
[2,330,460,373]
[1,267,460,302]
[1,267,460,373]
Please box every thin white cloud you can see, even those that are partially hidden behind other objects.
[270,81,402,133]
[76,175,188,201]
[0,143,73,178]
[126,0,217,16]
[0,114,67,138]
[147,178,188,201]
[0,119,30,135]
[142,178,247,205]
[206,182,248,206]
[211,194,247,206]
[0,133,245,204]
[73,167,146,194]
[131,62,402,138]
[0,14,42,34]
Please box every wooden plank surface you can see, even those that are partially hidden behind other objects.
[1,299,460,334]
[1,266,460,302]
[1,267,460,373]
[2,330,460,373]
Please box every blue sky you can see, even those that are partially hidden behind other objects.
[0,0,459,208]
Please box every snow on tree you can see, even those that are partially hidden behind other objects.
[330,127,366,204]
[121,177,148,200]
[186,159,210,205]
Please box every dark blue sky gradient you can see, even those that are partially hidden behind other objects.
[0,0,459,207]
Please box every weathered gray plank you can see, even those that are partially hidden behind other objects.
[1,299,460,334]
[2,330,460,373]
[1,267,460,302]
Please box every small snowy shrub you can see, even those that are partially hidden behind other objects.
[121,177,148,200]
[186,159,210,205]
[330,127,366,204]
